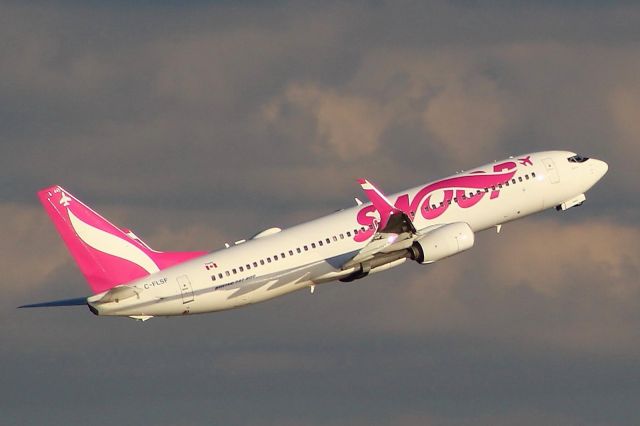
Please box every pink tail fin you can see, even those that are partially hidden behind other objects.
[38,185,207,294]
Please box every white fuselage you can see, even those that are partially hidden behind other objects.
[89,151,607,318]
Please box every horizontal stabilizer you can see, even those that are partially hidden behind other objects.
[19,297,87,308]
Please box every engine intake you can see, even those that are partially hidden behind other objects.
[411,222,474,264]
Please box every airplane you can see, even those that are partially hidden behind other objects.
[20,151,608,321]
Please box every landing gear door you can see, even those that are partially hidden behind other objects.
[542,158,560,184]
[177,275,194,304]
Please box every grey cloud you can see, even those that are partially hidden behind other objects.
[3,2,637,208]
[0,204,69,295]
[262,83,393,160]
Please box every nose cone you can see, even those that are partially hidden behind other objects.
[591,159,609,180]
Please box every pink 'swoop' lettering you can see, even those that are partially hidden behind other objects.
[354,161,520,242]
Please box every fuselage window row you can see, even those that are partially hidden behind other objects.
[421,171,538,212]
[214,228,360,283]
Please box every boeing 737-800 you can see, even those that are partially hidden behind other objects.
[21,151,607,321]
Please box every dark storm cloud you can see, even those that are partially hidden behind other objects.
[2,1,640,425]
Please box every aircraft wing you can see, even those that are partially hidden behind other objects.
[345,179,418,267]
[357,179,416,234]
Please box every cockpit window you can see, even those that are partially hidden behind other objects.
[568,154,589,163]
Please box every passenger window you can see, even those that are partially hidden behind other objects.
[253,262,258,268]
[246,264,251,270]
[532,172,536,177]
[218,273,223,279]
[518,177,523,182]
[260,260,265,265]
[267,258,272,263]
[525,174,530,180]
[311,243,316,248]
[304,245,309,251]
[289,250,294,256]
[226,271,230,277]
[297,248,301,253]
[340,234,344,239]
[326,238,330,244]
[484,188,489,192]
[232,268,237,274]
[498,184,502,189]
[346,231,351,237]
[512,179,516,184]
[212,275,216,281]
[239,266,244,272]
[333,236,338,242]
[274,255,278,261]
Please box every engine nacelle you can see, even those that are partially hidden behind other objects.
[411,222,475,264]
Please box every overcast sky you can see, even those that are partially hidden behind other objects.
[2,1,639,425]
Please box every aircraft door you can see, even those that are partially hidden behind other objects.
[177,275,194,304]
[542,158,560,184]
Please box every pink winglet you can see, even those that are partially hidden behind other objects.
[38,185,207,294]
[357,178,402,231]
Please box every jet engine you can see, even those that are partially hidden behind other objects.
[410,222,474,264]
